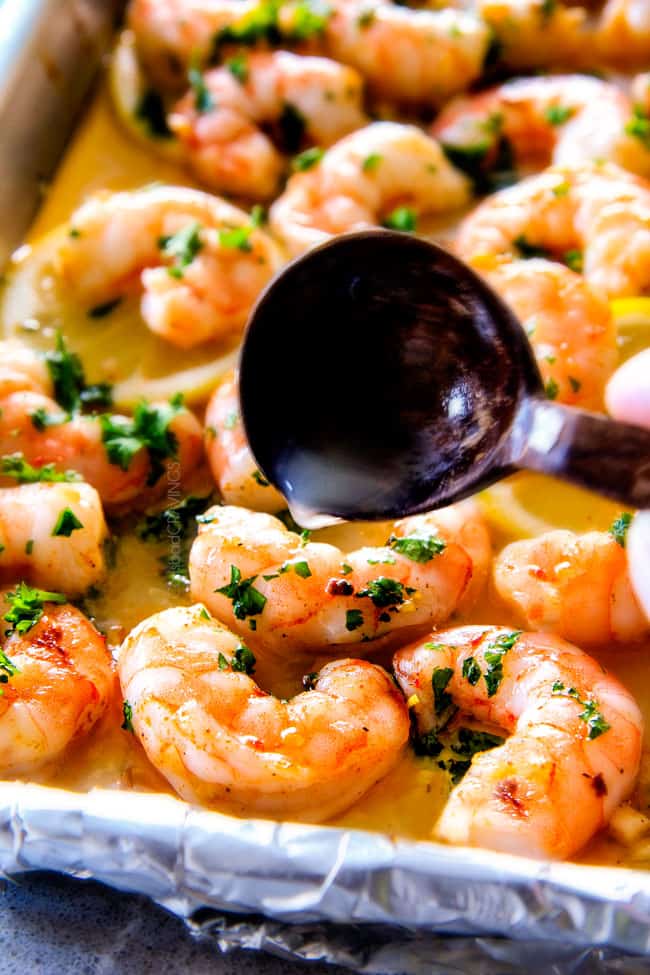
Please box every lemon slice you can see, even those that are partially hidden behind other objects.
[0,226,239,408]
[611,296,650,364]
[109,30,184,165]
[480,472,624,542]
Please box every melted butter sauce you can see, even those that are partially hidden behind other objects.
[8,76,650,870]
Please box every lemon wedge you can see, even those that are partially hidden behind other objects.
[0,226,239,408]
[611,296,650,364]
[480,472,624,543]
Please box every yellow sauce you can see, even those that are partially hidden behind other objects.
[3,71,650,871]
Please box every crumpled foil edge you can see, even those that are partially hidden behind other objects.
[1,782,650,973]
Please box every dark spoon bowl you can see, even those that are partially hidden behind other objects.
[240,230,650,521]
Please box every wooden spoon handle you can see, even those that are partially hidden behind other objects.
[510,399,650,508]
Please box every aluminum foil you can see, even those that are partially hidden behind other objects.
[2,1,650,972]
[2,781,650,972]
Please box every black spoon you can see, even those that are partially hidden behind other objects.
[239,230,650,524]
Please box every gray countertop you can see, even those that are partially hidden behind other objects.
[0,873,349,975]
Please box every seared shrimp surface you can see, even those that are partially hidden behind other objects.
[433,74,650,181]
[57,186,283,348]
[189,501,490,657]
[475,0,591,71]
[118,604,409,818]
[456,162,650,299]
[169,51,367,198]
[0,599,113,775]
[394,626,643,858]
[493,528,649,646]
[270,121,471,255]
[472,256,617,409]
[205,372,285,512]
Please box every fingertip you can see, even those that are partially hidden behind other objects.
[605,350,650,429]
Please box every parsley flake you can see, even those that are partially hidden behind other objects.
[345,609,364,631]
[216,565,267,620]
[121,701,134,732]
[357,576,405,608]
[158,222,203,278]
[292,146,324,171]
[544,104,574,126]
[52,508,83,537]
[382,207,417,232]
[432,666,454,715]
[462,656,481,685]
[609,512,632,548]
[0,454,80,484]
[389,533,446,563]
[362,153,382,172]
[551,681,610,739]
[483,631,521,697]
[4,582,66,636]
[189,66,214,112]
[226,54,249,83]
[100,396,182,485]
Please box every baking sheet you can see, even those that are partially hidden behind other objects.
[1,2,650,971]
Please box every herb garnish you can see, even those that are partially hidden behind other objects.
[388,533,446,563]
[4,582,67,636]
[345,609,364,631]
[52,508,83,537]
[189,66,214,112]
[357,577,406,608]
[382,207,417,232]
[100,395,182,484]
[292,146,324,171]
[551,681,610,739]
[121,701,134,732]
[158,222,203,278]
[0,454,80,484]
[609,512,632,548]
[216,565,267,620]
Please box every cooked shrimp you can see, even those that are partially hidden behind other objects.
[57,186,283,348]
[471,255,617,409]
[456,161,650,299]
[0,340,51,398]
[324,1,490,104]
[0,390,203,510]
[205,371,285,512]
[475,0,592,71]
[493,528,649,646]
[0,483,107,597]
[169,51,367,199]
[189,500,490,657]
[433,74,650,181]
[269,121,471,255]
[598,0,650,64]
[0,598,113,775]
[394,626,643,858]
[118,603,409,818]
[128,0,262,88]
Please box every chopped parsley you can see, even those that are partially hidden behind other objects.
[545,377,559,400]
[231,644,257,674]
[483,631,521,697]
[540,0,556,20]
[625,105,650,149]
[514,235,549,260]
[345,608,364,631]
[382,207,417,233]
[121,701,134,732]
[100,396,182,485]
[216,565,267,620]
[30,408,66,432]
[357,6,375,27]
[188,66,214,112]
[412,725,504,780]
[291,560,312,578]
[139,495,212,542]
[340,562,353,575]
[251,470,270,486]
[283,0,331,40]
[45,333,113,415]
[25,540,33,556]
[0,454,80,484]
[158,222,203,278]
[361,152,382,172]
[0,647,19,684]
[388,533,446,563]
[214,0,281,49]
[226,54,249,84]
[292,146,324,171]
[52,508,83,537]
[544,104,574,126]
[3,582,66,636]
[432,665,454,716]
[462,656,481,686]
[223,410,239,430]
[609,512,633,548]
[357,576,406,608]
[551,681,610,739]
[564,249,583,272]
[568,375,582,393]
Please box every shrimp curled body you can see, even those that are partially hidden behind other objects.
[456,162,650,300]
[0,603,113,775]
[189,501,490,657]
[57,186,283,348]
[493,530,649,646]
[394,626,643,859]
[169,51,367,199]
[118,604,409,819]
[269,121,471,256]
